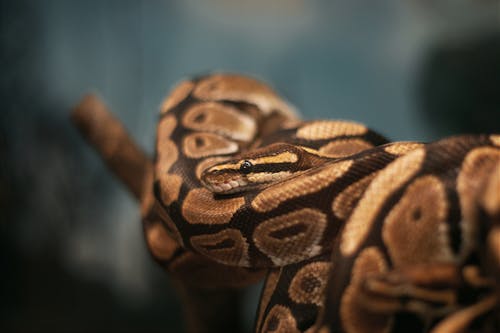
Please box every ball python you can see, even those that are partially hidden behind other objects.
[149,73,500,332]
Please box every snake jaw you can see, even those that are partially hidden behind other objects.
[200,168,251,194]
[204,178,250,194]
[201,170,296,195]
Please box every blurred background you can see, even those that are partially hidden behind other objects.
[1,0,499,332]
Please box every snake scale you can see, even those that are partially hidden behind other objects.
[142,73,500,332]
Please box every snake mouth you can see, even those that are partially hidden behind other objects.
[202,178,251,194]
[202,172,295,195]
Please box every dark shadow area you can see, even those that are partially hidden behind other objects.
[418,32,500,136]
[0,1,182,332]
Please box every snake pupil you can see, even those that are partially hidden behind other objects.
[240,160,253,174]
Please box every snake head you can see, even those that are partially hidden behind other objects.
[200,143,330,194]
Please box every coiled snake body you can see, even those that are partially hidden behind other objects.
[146,74,500,332]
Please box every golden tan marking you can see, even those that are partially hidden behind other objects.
[382,175,453,267]
[158,174,183,205]
[155,203,183,245]
[457,147,500,256]
[182,102,257,142]
[256,269,281,331]
[288,262,331,306]
[190,228,250,266]
[332,173,377,221]
[340,149,425,256]
[296,121,367,140]
[490,135,500,146]
[160,80,194,114]
[488,227,500,268]
[183,132,239,159]
[156,140,178,175]
[340,247,392,333]
[383,142,424,156]
[281,118,302,129]
[250,151,299,165]
[299,146,328,157]
[252,160,353,213]
[429,295,497,333]
[319,139,374,158]
[261,305,300,333]
[144,222,179,260]
[314,326,331,333]
[156,116,178,173]
[155,112,179,211]
[182,188,245,224]
[253,209,327,265]
[462,265,494,288]
[481,161,500,216]
[458,148,500,220]
[195,157,230,180]
[204,162,241,173]
[193,74,297,117]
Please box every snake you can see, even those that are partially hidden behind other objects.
[146,73,500,332]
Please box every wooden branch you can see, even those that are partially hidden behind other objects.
[71,94,152,201]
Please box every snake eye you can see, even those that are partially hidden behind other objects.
[239,160,253,174]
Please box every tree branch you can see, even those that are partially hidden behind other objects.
[71,94,152,201]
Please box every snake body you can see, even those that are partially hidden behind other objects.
[151,74,500,332]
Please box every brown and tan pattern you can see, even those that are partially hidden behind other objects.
[481,162,500,216]
[340,247,392,333]
[318,139,374,158]
[155,115,178,173]
[383,142,424,155]
[182,188,245,225]
[256,269,282,331]
[488,227,500,268]
[457,148,500,258]
[192,74,297,117]
[429,295,497,333]
[194,156,230,180]
[74,74,500,333]
[251,159,353,213]
[457,147,500,224]
[182,102,257,142]
[144,220,179,261]
[260,305,300,333]
[332,173,377,220]
[182,132,239,159]
[490,134,500,146]
[288,262,331,306]
[382,175,453,267]
[296,121,367,140]
[157,174,183,205]
[160,80,194,114]
[253,209,327,265]
[190,228,250,266]
[340,148,425,256]
[322,135,500,333]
